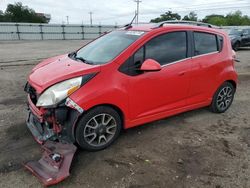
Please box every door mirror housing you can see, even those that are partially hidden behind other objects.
[140,59,161,72]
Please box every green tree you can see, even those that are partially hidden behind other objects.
[1,2,50,23]
[183,11,198,21]
[226,11,250,25]
[150,11,181,23]
[0,10,4,21]
[202,14,227,26]
[203,11,250,26]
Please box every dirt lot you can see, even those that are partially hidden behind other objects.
[0,41,249,188]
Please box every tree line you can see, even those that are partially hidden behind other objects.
[150,10,250,26]
[0,2,49,23]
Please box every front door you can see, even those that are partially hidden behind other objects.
[128,31,191,120]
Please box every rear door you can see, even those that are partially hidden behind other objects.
[188,31,223,105]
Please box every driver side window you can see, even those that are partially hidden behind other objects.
[133,31,187,67]
[119,31,188,76]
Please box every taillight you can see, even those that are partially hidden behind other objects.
[232,50,236,59]
[231,50,240,69]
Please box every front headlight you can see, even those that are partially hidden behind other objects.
[36,77,83,107]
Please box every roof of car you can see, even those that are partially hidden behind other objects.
[125,23,226,36]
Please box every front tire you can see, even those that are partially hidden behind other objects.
[210,82,235,113]
[75,106,122,151]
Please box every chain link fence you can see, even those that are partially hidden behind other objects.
[0,23,118,40]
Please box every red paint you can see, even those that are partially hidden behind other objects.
[28,24,238,130]
[140,59,161,71]
[24,141,77,186]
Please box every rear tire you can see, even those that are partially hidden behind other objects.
[233,41,240,51]
[75,106,122,151]
[210,82,235,113]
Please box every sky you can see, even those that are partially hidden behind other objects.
[0,0,250,25]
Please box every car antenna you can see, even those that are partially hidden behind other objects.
[123,13,137,30]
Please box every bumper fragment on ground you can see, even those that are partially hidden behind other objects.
[24,141,77,186]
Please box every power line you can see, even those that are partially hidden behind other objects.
[93,1,250,23]
[172,5,250,13]
[170,0,246,9]
[171,2,250,11]
[141,0,249,14]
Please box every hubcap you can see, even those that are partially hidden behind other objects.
[83,113,117,147]
[216,86,233,111]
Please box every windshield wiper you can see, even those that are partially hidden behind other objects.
[75,56,94,65]
[68,52,94,65]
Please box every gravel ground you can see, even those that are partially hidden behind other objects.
[0,41,249,188]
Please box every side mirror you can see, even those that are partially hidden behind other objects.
[140,59,161,72]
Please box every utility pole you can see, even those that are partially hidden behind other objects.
[134,0,142,24]
[89,12,93,26]
[66,16,69,24]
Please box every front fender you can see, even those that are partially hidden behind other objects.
[68,66,129,126]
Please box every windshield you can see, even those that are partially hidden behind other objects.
[225,29,242,35]
[74,30,145,65]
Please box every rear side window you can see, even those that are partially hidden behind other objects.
[194,32,218,56]
[145,32,187,65]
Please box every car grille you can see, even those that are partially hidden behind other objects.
[24,82,38,104]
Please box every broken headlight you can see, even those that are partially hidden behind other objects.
[36,76,83,107]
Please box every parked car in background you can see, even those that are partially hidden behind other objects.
[225,28,250,51]
[241,28,250,47]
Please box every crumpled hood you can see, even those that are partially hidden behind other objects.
[28,54,100,93]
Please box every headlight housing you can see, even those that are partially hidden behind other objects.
[36,74,95,107]
[36,77,82,107]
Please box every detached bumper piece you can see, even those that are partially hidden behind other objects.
[24,141,77,186]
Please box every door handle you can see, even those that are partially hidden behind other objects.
[178,71,185,76]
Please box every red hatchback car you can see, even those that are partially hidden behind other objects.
[25,22,238,151]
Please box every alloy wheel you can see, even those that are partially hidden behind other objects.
[216,86,233,111]
[83,113,117,147]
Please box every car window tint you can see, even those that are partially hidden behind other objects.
[144,32,187,65]
[217,35,223,52]
[194,32,217,56]
[134,47,144,65]
[76,31,143,64]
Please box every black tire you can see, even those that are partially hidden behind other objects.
[233,41,240,51]
[210,82,235,113]
[75,106,122,151]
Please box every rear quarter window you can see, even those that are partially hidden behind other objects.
[217,35,224,52]
[194,32,218,56]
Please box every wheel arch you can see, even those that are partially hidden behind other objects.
[76,103,125,130]
[226,80,237,89]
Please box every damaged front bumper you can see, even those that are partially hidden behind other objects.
[26,111,55,144]
[24,83,82,186]
[26,93,80,144]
